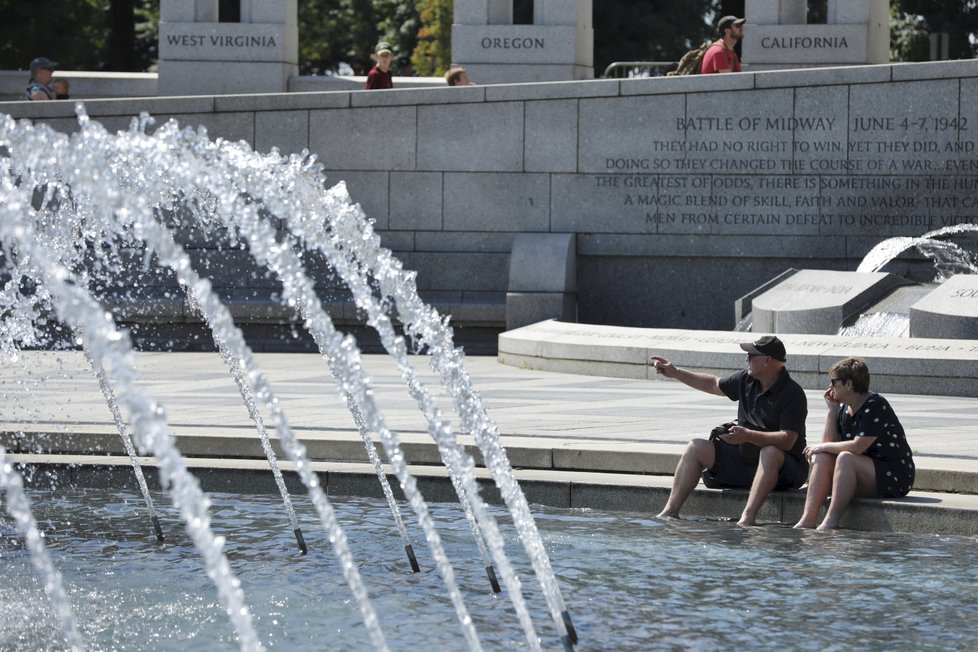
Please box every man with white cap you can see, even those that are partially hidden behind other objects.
[651,335,809,525]
[701,15,745,73]
[26,56,58,101]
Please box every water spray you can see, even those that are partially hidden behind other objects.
[0,446,86,651]
[346,397,421,572]
[84,348,166,543]
[185,310,308,555]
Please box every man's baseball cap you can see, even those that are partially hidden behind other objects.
[29,57,58,74]
[740,335,786,362]
[374,42,393,55]
[717,16,746,32]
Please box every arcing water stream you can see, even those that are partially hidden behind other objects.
[0,108,575,650]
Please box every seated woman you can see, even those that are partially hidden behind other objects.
[793,357,914,530]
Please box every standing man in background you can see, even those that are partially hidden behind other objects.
[701,16,745,74]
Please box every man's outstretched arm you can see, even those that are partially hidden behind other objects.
[650,356,725,396]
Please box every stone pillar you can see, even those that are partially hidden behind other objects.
[158,0,298,96]
[506,233,577,330]
[743,0,889,70]
[451,0,593,84]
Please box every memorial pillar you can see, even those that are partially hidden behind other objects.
[743,0,888,70]
[158,0,298,95]
[451,0,593,84]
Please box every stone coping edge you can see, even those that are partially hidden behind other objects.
[3,427,974,494]
[10,454,978,537]
[497,320,978,397]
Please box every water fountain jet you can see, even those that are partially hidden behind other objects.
[0,108,576,650]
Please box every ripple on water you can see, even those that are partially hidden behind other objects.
[1,489,977,651]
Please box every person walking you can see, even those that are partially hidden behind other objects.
[701,16,745,74]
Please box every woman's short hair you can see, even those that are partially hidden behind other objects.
[445,67,467,86]
[829,357,871,394]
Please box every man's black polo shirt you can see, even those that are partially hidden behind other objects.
[719,368,808,461]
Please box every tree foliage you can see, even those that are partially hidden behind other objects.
[893,0,978,61]
[891,3,930,62]
[298,0,418,75]
[0,0,158,72]
[593,0,720,76]
[412,0,452,77]
[4,1,978,78]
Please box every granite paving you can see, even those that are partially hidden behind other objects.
[2,350,977,534]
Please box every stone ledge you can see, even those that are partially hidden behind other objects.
[4,427,973,495]
[753,63,892,87]
[498,319,978,397]
[10,454,978,536]
[484,78,619,102]
[91,294,505,329]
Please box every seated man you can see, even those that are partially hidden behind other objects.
[652,336,809,525]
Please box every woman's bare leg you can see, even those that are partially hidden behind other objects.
[817,452,877,531]
[793,452,835,528]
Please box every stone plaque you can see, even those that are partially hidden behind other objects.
[752,269,911,334]
[744,25,870,65]
[159,23,295,63]
[910,275,978,339]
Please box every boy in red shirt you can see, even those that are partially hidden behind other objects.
[365,42,394,90]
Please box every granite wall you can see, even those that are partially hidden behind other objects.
[4,59,978,348]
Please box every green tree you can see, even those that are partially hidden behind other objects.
[593,0,720,76]
[891,2,930,62]
[0,0,106,71]
[376,0,420,65]
[0,0,158,72]
[299,0,417,75]
[412,0,452,77]
[298,1,346,73]
[894,0,978,61]
[128,0,160,71]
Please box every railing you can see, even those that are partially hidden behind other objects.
[602,61,676,79]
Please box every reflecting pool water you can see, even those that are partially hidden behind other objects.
[1,489,976,650]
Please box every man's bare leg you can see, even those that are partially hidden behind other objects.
[738,446,784,526]
[657,439,715,518]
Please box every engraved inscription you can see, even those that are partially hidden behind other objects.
[588,108,978,235]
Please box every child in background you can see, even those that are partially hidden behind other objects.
[52,78,70,99]
[365,42,394,90]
